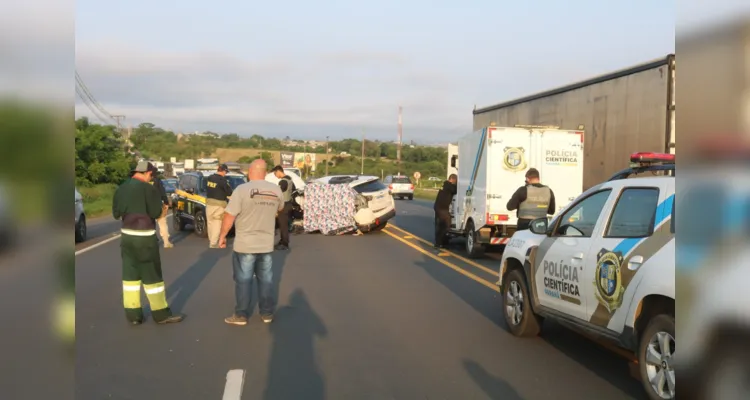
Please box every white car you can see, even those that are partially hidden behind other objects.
[496,152,675,400]
[75,188,87,243]
[315,175,396,232]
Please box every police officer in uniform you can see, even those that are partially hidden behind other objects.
[506,168,556,231]
[206,164,233,248]
[271,165,295,250]
[113,161,183,325]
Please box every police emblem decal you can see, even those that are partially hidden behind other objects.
[502,147,527,171]
[593,249,625,314]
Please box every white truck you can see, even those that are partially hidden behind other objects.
[448,125,585,258]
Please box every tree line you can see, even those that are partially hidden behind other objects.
[75,117,449,186]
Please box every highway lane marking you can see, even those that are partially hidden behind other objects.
[387,224,499,277]
[75,213,173,257]
[222,369,246,400]
[382,228,499,293]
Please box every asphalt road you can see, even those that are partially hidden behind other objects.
[70,199,645,399]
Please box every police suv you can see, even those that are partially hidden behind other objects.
[496,152,675,400]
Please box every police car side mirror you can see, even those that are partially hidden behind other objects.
[529,218,549,235]
[186,188,194,194]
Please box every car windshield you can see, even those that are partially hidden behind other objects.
[227,176,247,189]
[392,177,411,184]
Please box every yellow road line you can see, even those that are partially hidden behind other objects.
[382,229,499,293]
[387,224,499,277]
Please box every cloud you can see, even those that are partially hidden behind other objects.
[74,40,473,140]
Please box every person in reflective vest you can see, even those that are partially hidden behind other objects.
[506,168,556,231]
[206,164,233,248]
[113,161,184,325]
[271,165,295,250]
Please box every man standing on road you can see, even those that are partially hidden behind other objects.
[433,174,458,249]
[270,165,295,250]
[219,159,283,326]
[206,163,233,248]
[112,161,184,325]
[506,168,556,231]
[151,172,174,249]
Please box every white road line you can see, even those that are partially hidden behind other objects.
[222,369,246,400]
[75,234,121,256]
[75,213,174,256]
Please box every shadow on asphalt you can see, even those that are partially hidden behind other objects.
[414,253,506,329]
[263,289,327,400]
[463,359,524,400]
[416,253,645,399]
[165,247,230,314]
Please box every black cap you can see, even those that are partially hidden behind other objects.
[218,163,229,172]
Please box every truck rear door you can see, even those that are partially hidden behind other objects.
[486,127,534,226]
[537,129,584,215]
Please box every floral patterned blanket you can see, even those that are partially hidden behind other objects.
[302,183,358,235]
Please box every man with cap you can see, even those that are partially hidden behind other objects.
[506,168,556,231]
[112,161,184,325]
[270,165,295,250]
[205,163,234,248]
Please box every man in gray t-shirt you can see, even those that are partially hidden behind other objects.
[218,160,283,326]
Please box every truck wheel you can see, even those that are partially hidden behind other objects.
[638,314,675,400]
[465,221,484,258]
[502,269,542,337]
[194,210,208,238]
[172,212,186,232]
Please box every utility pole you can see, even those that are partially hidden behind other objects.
[112,115,126,135]
[325,135,330,176]
[397,106,402,174]
[361,128,365,175]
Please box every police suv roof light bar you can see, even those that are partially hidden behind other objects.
[607,152,675,181]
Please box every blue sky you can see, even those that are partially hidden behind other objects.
[74,0,676,143]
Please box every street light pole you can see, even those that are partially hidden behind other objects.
[325,135,329,176]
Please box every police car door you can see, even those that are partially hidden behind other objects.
[534,189,614,320]
[583,183,672,332]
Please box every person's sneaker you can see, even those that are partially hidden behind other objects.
[274,244,289,251]
[156,314,184,324]
[209,244,219,249]
[164,242,174,249]
[224,315,248,326]
[261,314,274,324]
[130,320,143,326]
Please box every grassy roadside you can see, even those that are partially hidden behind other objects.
[79,184,117,218]
[413,188,438,201]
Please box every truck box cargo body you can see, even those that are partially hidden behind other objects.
[448,126,584,258]
[472,54,675,189]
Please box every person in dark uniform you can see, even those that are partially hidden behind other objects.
[433,174,458,249]
[113,161,184,325]
[206,164,234,248]
[506,168,556,231]
[271,165,295,250]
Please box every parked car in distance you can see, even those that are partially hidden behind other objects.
[384,175,414,200]
[75,188,86,243]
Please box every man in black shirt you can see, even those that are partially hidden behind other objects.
[270,165,295,250]
[433,174,457,249]
[206,164,234,248]
[506,168,556,231]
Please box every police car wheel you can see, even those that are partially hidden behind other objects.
[194,210,208,238]
[638,314,675,400]
[172,213,185,232]
[502,269,542,337]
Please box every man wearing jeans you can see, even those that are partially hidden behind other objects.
[218,159,283,325]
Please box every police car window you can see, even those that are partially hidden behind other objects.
[677,184,724,246]
[605,188,659,238]
[199,176,207,192]
[353,180,388,193]
[555,190,611,237]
